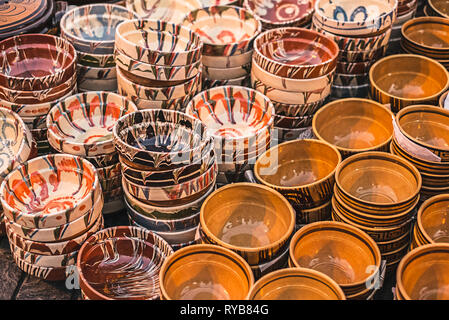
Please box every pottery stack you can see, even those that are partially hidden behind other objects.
[424,0,449,18]
[60,4,138,93]
[331,152,421,274]
[0,34,77,156]
[115,19,203,111]
[113,109,217,251]
[0,154,104,281]
[182,5,261,90]
[251,27,338,143]
[387,0,419,54]
[312,0,398,99]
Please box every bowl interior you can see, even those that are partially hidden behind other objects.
[404,20,449,49]
[317,0,395,22]
[430,0,449,17]
[421,199,449,243]
[0,109,28,175]
[246,0,313,23]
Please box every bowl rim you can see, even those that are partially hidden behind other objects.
[417,194,449,245]
[428,0,449,19]
[401,16,449,52]
[440,90,449,108]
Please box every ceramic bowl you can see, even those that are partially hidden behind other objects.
[313,0,398,36]
[159,244,254,300]
[0,34,77,91]
[333,73,369,87]
[77,77,118,92]
[0,154,101,229]
[272,96,329,118]
[295,200,332,225]
[331,83,370,99]
[440,90,449,109]
[254,139,341,209]
[273,113,314,129]
[115,19,203,66]
[369,54,449,113]
[119,89,197,111]
[203,62,251,80]
[253,27,339,79]
[250,244,290,280]
[77,64,117,80]
[202,75,251,90]
[338,45,388,64]
[247,268,346,300]
[46,91,137,157]
[77,226,174,300]
[151,223,199,245]
[417,194,449,245]
[428,0,449,19]
[77,50,115,68]
[313,98,394,158]
[60,3,139,55]
[201,50,254,68]
[396,244,449,300]
[182,6,261,57]
[200,183,295,265]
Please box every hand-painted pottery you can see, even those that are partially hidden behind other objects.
[151,223,199,244]
[182,6,261,56]
[428,0,449,18]
[313,0,398,36]
[201,50,254,68]
[99,174,122,192]
[169,233,202,251]
[336,60,374,75]
[333,73,369,87]
[416,195,449,245]
[203,62,252,80]
[396,244,449,300]
[113,109,212,170]
[77,226,173,300]
[272,97,328,118]
[274,125,313,142]
[0,34,77,91]
[77,64,117,80]
[46,92,137,157]
[370,54,449,113]
[159,244,254,300]
[200,183,295,265]
[115,19,203,66]
[313,98,394,158]
[77,51,116,68]
[119,89,197,111]
[125,0,203,23]
[60,4,139,55]
[253,27,339,80]
[202,75,251,89]
[273,113,313,129]
[21,113,49,130]
[247,268,345,300]
[77,77,119,92]
[85,151,119,168]
[250,244,289,280]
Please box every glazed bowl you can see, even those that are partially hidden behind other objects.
[60,3,139,54]
[46,91,137,157]
[0,34,76,91]
[247,268,346,300]
[125,0,203,23]
[203,62,251,80]
[440,90,449,109]
[253,27,339,79]
[254,139,342,209]
[77,51,115,68]
[77,64,117,81]
[182,6,261,57]
[417,195,449,245]
[369,54,449,113]
[77,226,174,300]
[313,98,394,158]
[428,0,449,19]
[159,244,254,300]
[115,19,203,66]
[272,97,329,118]
[200,183,295,265]
[202,50,254,68]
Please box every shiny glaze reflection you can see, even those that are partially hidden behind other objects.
[407,263,449,299]
[9,56,62,78]
[407,28,449,49]
[376,72,443,98]
[401,120,449,149]
[422,200,449,242]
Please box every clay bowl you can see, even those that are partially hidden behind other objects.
[273,113,314,129]
[253,27,339,79]
[313,0,398,37]
[369,54,449,113]
[85,152,119,169]
[119,89,197,111]
[440,90,449,109]
[77,226,174,300]
[331,83,370,99]
[428,0,449,19]
[396,106,449,162]
[396,244,449,300]
[272,96,329,118]
[113,109,212,171]
[200,183,295,265]
[46,91,137,157]
[115,19,203,66]
[77,51,116,68]
[202,50,254,68]
[337,45,388,64]
[313,98,394,158]
[60,3,139,55]
[254,139,341,209]
[417,194,449,245]
[0,154,101,229]
[203,62,252,81]
[159,244,254,300]
[77,64,117,81]
[289,221,381,296]
[333,73,369,87]
[247,268,346,300]
[202,75,251,90]
[182,6,261,57]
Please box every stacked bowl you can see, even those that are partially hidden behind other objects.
[251,27,338,142]
[388,0,419,54]
[391,105,449,203]
[401,17,449,71]
[113,109,217,250]
[0,154,104,281]
[46,91,137,215]
[182,6,261,90]
[331,152,422,274]
[426,0,449,18]
[115,19,203,111]
[312,0,397,99]
[186,85,274,184]
[0,34,77,155]
[60,4,138,93]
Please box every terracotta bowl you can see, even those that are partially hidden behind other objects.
[60,3,139,55]
[115,19,202,66]
[85,151,119,169]
[46,91,137,157]
[202,75,251,90]
[113,109,212,170]
[0,92,72,117]
[396,244,449,300]
[119,90,197,111]
[0,34,77,91]
[202,50,254,68]
[159,244,254,300]
[254,139,341,209]
[313,98,394,158]
[0,154,101,229]
[428,0,449,19]
[247,268,346,300]
[77,226,174,300]
[417,195,449,245]
[369,54,449,113]
[200,183,295,265]
[272,97,329,118]
[182,6,261,57]
[440,90,449,109]
[253,27,339,79]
